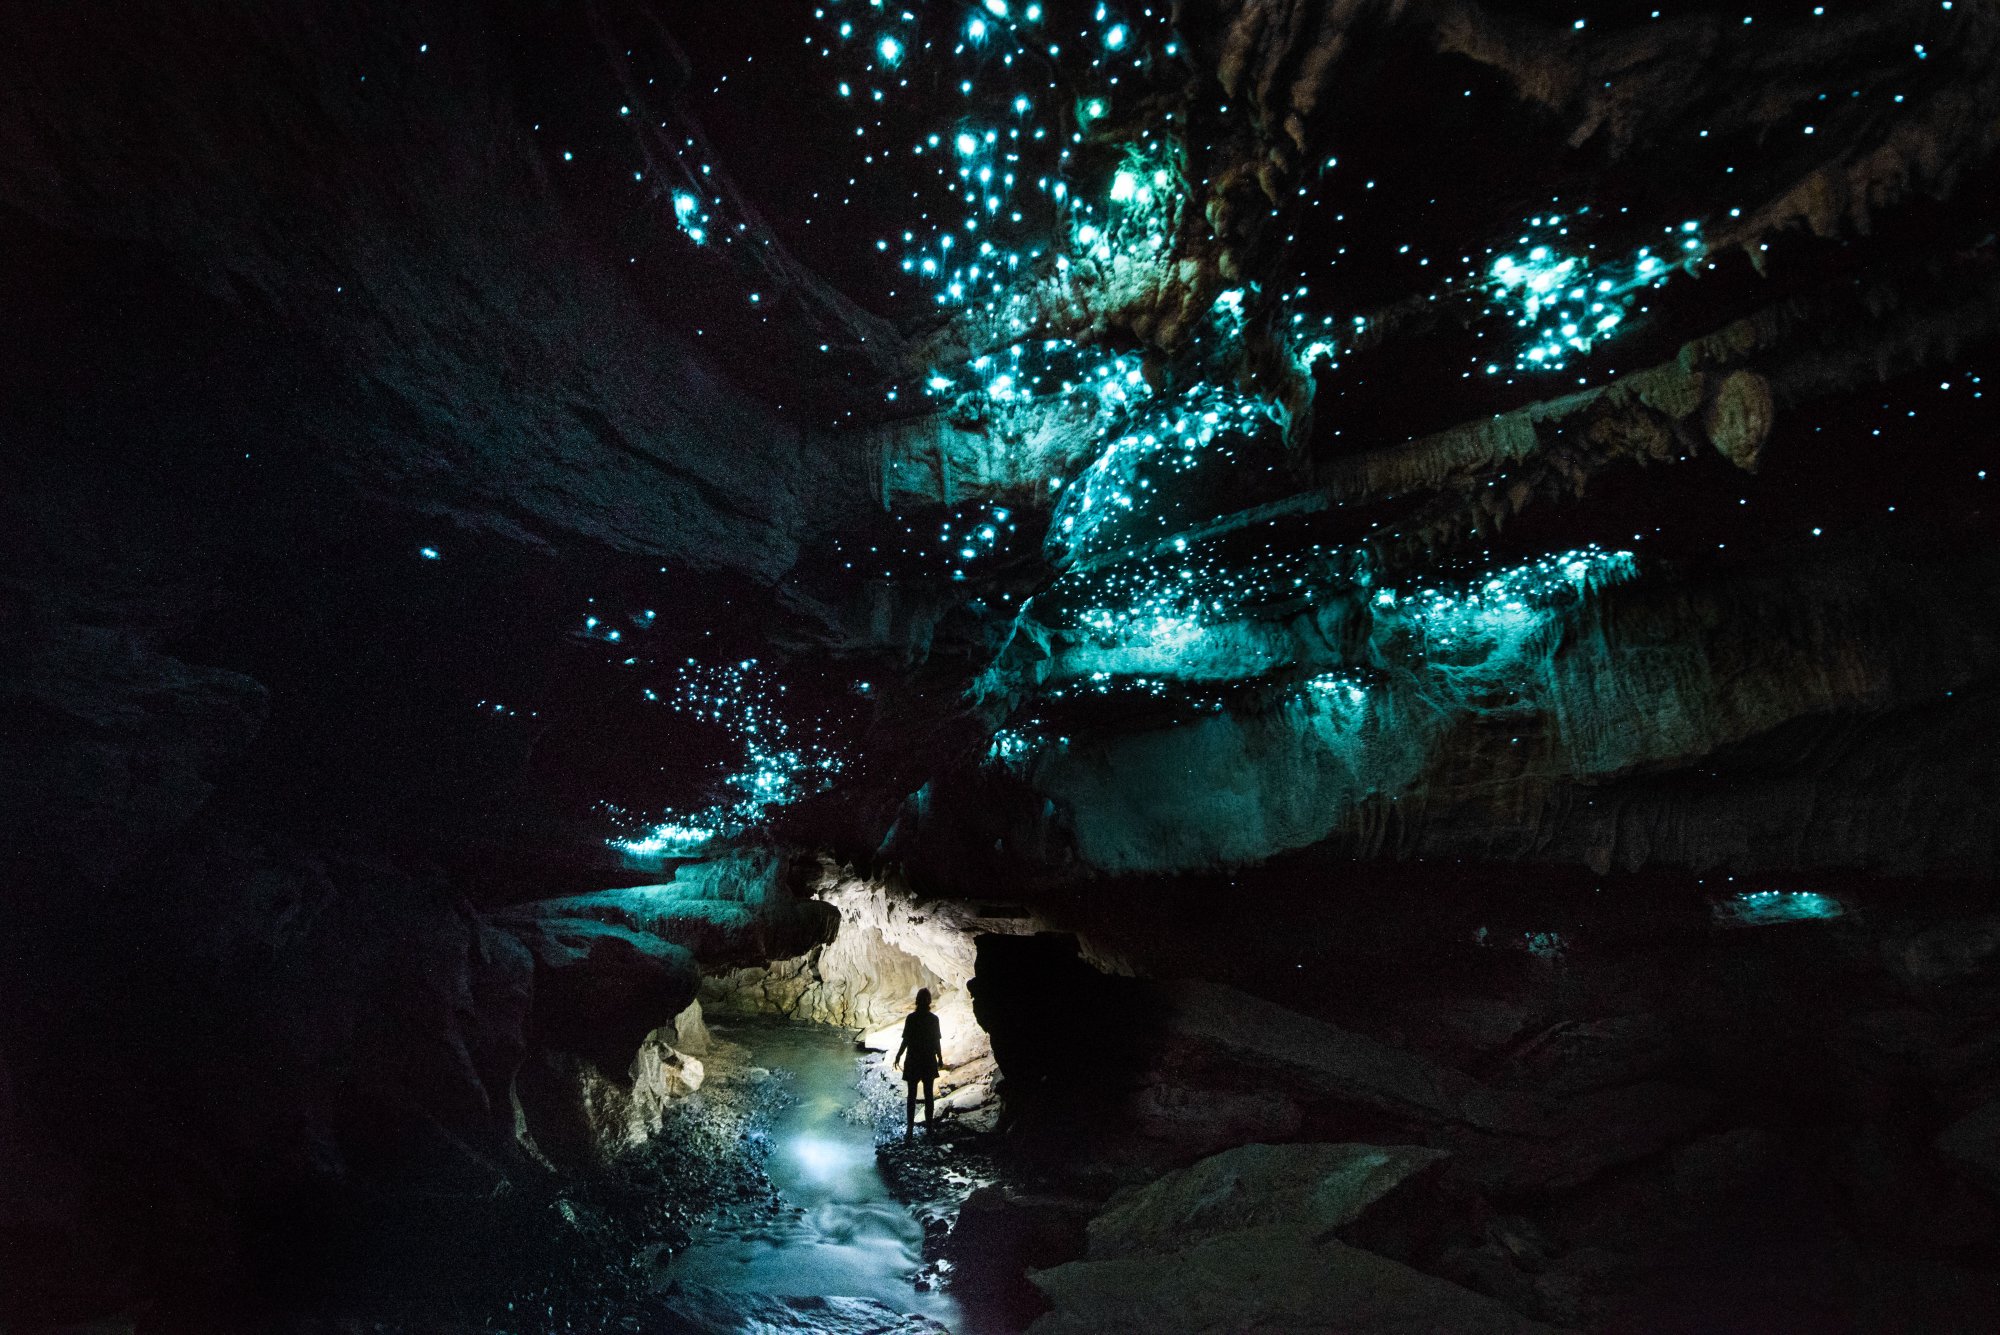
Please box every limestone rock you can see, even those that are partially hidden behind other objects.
[514,1021,706,1164]
[0,623,267,886]
[673,998,713,1056]
[1027,1226,1565,1334]
[633,1027,706,1101]
[946,1185,1096,1296]
[511,851,838,971]
[1125,1083,1303,1158]
[1154,980,1479,1127]
[500,913,699,1075]
[1084,1142,1450,1261]
[976,949,1709,1192]
[705,869,1037,1088]
[1503,1013,1676,1096]
[1703,368,1774,472]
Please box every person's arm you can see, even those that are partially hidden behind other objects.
[893,1023,908,1070]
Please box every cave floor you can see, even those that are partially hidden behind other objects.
[661,1020,1008,1334]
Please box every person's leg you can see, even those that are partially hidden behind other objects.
[905,1079,917,1137]
[922,1076,935,1128]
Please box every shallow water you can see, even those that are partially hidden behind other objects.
[661,1020,974,1330]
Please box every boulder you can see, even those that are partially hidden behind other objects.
[1027,1226,1565,1334]
[946,1185,1097,1297]
[1502,1014,1676,1096]
[519,1024,706,1161]
[1152,980,1476,1127]
[500,914,699,1075]
[1442,1081,1717,1194]
[673,998,713,1056]
[1148,981,1712,1191]
[1084,1142,1450,1261]
[1127,1083,1304,1159]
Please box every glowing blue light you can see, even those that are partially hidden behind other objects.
[1105,24,1128,49]
[1715,890,1846,927]
[1485,223,1700,371]
[419,546,440,560]
[956,132,980,156]
[671,191,710,247]
[614,823,718,859]
[877,35,902,65]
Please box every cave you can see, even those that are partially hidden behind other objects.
[4,0,1999,1331]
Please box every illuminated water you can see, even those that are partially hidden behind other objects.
[661,1021,969,1331]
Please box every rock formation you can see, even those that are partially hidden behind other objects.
[2,0,1998,1328]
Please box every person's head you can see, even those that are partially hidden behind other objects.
[915,987,932,1012]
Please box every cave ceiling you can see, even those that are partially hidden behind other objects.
[3,0,1996,897]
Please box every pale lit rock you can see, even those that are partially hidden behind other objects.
[673,998,712,1056]
[633,1028,705,1101]
[705,867,1036,1071]
[1027,1226,1564,1334]
[1085,1142,1450,1261]
[533,1025,705,1160]
[1703,368,1774,472]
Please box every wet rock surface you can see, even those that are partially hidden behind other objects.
[948,889,2000,1333]
[1081,1142,1449,1260]
[1028,1227,1564,1335]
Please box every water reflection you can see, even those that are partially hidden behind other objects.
[661,1021,964,1329]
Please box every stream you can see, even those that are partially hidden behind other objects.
[657,1020,988,1332]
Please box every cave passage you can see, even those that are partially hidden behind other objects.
[7,0,2000,1330]
[661,1020,974,1331]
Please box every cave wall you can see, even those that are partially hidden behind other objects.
[701,866,1041,1073]
[1027,534,2000,876]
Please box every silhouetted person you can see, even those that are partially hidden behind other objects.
[892,987,942,1138]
